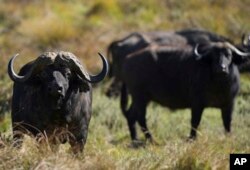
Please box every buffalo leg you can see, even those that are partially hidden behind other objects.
[12,122,29,148]
[12,131,24,148]
[121,84,138,141]
[120,83,128,115]
[221,104,233,133]
[68,119,89,154]
[190,106,204,139]
[136,105,152,141]
[70,139,84,154]
[138,114,152,141]
[126,104,138,141]
[131,95,152,142]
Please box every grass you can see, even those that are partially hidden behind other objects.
[0,0,250,169]
[0,87,250,169]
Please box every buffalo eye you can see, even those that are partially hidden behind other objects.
[40,71,48,79]
[64,69,72,79]
[224,50,232,62]
[33,71,48,84]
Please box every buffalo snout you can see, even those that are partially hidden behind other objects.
[48,83,64,97]
[47,71,69,98]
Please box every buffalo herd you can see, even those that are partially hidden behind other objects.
[106,29,250,142]
[6,29,250,152]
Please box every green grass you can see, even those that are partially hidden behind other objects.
[0,87,250,169]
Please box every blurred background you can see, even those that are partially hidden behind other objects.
[1,0,250,134]
[1,0,250,135]
[1,0,250,72]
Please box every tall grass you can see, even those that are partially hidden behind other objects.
[0,87,250,169]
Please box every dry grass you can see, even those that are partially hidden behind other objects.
[18,15,78,50]
[0,87,249,169]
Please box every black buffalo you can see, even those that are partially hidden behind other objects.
[8,51,108,153]
[120,41,250,142]
[106,29,232,97]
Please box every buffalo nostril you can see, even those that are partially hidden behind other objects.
[58,86,62,91]
[57,86,63,93]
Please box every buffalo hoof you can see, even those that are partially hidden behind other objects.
[128,140,145,148]
[186,135,197,142]
[224,131,232,137]
[146,138,159,146]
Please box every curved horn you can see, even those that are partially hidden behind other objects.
[8,54,34,82]
[194,44,203,60]
[224,42,250,57]
[87,53,109,83]
[8,53,56,83]
[61,52,109,83]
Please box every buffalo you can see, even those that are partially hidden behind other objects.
[8,51,108,153]
[120,41,250,142]
[106,29,232,97]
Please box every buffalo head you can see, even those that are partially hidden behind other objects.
[8,51,108,110]
[194,42,250,75]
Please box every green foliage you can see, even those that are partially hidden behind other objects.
[0,76,12,131]
[0,0,250,77]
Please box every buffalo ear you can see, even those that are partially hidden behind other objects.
[80,80,90,92]
[76,74,90,92]
[232,52,248,65]
[242,33,247,47]
[241,33,250,48]
[194,43,211,61]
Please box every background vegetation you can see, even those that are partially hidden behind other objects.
[0,0,250,169]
